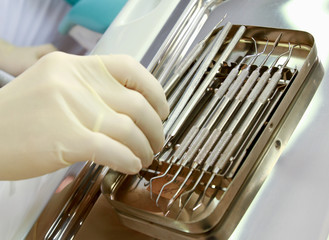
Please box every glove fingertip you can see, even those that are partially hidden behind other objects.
[88,132,143,175]
[36,44,57,58]
[110,156,142,175]
[159,101,170,121]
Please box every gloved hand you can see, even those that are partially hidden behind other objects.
[0,39,57,77]
[0,52,169,180]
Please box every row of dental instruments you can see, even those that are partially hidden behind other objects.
[148,0,226,86]
[141,14,299,219]
[164,45,294,219]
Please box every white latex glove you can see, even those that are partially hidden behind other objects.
[0,52,169,180]
[0,39,57,76]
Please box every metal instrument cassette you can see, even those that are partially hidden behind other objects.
[101,24,324,240]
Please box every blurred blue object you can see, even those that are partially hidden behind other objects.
[65,0,80,5]
[59,0,128,34]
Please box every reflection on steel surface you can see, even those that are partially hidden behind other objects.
[102,23,323,240]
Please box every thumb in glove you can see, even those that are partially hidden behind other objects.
[0,39,57,76]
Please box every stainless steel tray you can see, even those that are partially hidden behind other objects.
[102,25,323,240]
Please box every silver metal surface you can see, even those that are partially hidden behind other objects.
[206,1,329,240]
[103,0,329,239]
[103,20,322,239]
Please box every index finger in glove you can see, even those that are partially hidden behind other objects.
[98,55,169,120]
